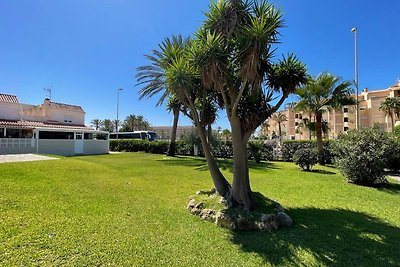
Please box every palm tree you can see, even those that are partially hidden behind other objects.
[271,112,287,142]
[380,97,400,131]
[102,119,115,132]
[138,0,307,210]
[296,73,354,163]
[90,119,102,130]
[166,96,182,156]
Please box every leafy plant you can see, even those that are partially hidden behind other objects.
[293,148,318,171]
[248,140,264,163]
[331,127,390,186]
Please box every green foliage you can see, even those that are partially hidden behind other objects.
[148,141,170,154]
[293,148,318,171]
[110,139,149,152]
[282,140,333,164]
[393,125,400,138]
[332,127,391,186]
[385,134,400,172]
[248,140,264,163]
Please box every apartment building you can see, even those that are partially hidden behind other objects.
[262,81,400,140]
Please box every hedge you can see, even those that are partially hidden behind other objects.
[110,139,274,161]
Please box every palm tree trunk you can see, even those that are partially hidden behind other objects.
[315,112,324,165]
[231,116,252,210]
[196,122,231,197]
[207,124,212,144]
[167,109,179,156]
[390,113,395,132]
[278,122,282,144]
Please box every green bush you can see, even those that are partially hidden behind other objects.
[331,127,390,186]
[148,141,170,154]
[282,140,333,164]
[293,148,318,171]
[110,140,149,152]
[385,134,400,172]
[248,141,264,163]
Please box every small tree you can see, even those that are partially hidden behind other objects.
[293,148,318,171]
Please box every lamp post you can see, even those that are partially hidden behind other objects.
[351,27,359,129]
[116,88,123,139]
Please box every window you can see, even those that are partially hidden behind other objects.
[299,114,302,119]
[0,128,4,138]
[295,122,299,126]
[295,114,299,119]
[39,131,74,139]
[84,133,94,140]
[344,107,348,113]
[344,127,349,132]
[344,117,349,122]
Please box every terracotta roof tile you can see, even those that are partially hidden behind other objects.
[0,94,19,103]
[49,102,85,113]
[0,119,94,131]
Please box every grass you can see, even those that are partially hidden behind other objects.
[0,153,399,266]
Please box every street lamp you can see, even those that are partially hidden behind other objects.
[351,27,360,129]
[116,88,123,139]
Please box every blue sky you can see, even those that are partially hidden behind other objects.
[1,0,399,130]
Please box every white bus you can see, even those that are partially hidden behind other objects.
[109,131,157,141]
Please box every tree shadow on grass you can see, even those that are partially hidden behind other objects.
[158,156,279,173]
[376,182,400,195]
[311,169,336,175]
[230,207,400,266]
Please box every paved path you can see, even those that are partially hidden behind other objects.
[0,154,58,164]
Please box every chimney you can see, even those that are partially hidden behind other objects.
[43,98,50,117]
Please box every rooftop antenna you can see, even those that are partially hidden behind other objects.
[44,86,52,100]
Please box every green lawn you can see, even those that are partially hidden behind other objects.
[1,153,399,266]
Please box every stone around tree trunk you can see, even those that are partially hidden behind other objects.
[277,211,293,227]
[260,213,279,231]
[215,211,236,230]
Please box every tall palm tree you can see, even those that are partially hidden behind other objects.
[296,73,354,163]
[380,97,400,131]
[166,96,182,156]
[90,119,102,131]
[271,112,287,142]
[137,36,188,155]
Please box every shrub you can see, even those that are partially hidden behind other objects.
[148,141,169,154]
[385,134,400,172]
[293,148,318,171]
[110,140,149,152]
[248,141,264,163]
[331,127,390,186]
[282,140,333,164]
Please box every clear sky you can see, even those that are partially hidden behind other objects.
[1,0,399,130]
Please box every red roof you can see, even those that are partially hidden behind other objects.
[50,101,85,113]
[0,94,19,103]
[0,119,93,131]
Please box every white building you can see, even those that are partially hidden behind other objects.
[0,94,109,156]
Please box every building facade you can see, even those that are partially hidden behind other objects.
[151,125,195,140]
[0,94,109,156]
[262,81,400,140]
